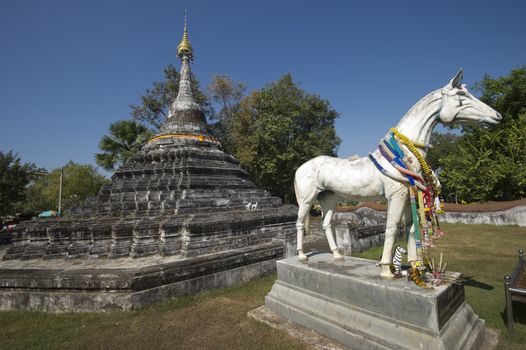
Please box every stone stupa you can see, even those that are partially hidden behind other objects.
[0,17,297,312]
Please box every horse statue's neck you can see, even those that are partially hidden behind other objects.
[393,90,442,155]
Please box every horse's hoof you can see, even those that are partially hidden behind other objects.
[332,249,344,262]
[380,265,394,278]
[298,254,308,263]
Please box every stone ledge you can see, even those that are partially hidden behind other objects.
[0,242,283,291]
[0,242,285,312]
[0,259,278,313]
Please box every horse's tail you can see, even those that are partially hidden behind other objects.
[293,172,300,208]
[294,169,313,235]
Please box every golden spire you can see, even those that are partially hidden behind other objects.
[177,10,193,60]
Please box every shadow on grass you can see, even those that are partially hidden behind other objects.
[462,276,494,290]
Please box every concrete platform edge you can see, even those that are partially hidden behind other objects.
[0,259,277,312]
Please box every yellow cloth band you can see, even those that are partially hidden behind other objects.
[390,128,432,176]
[147,134,219,144]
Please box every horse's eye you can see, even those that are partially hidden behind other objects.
[457,90,466,96]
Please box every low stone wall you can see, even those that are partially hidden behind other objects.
[441,206,526,227]
[335,223,386,254]
[317,204,526,257]
[336,205,526,227]
[332,208,388,254]
[331,204,526,255]
[334,207,387,226]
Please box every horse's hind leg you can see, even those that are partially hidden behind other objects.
[295,177,319,262]
[318,191,344,261]
[296,201,313,261]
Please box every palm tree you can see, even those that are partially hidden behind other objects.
[95,120,153,171]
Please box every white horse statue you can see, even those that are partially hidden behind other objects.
[294,70,501,277]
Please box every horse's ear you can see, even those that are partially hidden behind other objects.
[449,69,463,88]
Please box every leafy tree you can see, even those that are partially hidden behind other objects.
[130,64,212,130]
[208,74,246,121]
[95,120,153,171]
[207,74,246,152]
[426,132,460,172]
[438,66,526,202]
[439,113,526,202]
[475,65,526,125]
[0,150,43,217]
[227,74,341,202]
[24,161,109,214]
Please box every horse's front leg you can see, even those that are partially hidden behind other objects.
[296,227,307,262]
[403,203,417,264]
[379,188,408,277]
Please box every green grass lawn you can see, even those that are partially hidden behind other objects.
[0,222,525,349]
[0,275,304,350]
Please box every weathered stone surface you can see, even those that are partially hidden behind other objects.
[335,222,386,254]
[109,221,135,259]
[89,222,112,258]
[334,207,387,226]
[264,254,486,350]
[21,222,52,260]
[0,243,284,312]
[44,222,70,259]
[335,205,526,228]
[441,206,526,227]
[67,223,91,258]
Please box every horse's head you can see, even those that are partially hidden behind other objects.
[437,70,502,128]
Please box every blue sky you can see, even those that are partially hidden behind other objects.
[1,0,525,174]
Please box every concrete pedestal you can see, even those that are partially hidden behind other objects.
[263,254,485,350]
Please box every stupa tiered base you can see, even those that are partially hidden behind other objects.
[3,206,296,261]
[258,254,486,350]
[0,240,285,312]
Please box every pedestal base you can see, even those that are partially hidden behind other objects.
[263,254,486,350]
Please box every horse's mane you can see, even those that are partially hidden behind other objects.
[400,89,442,121]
